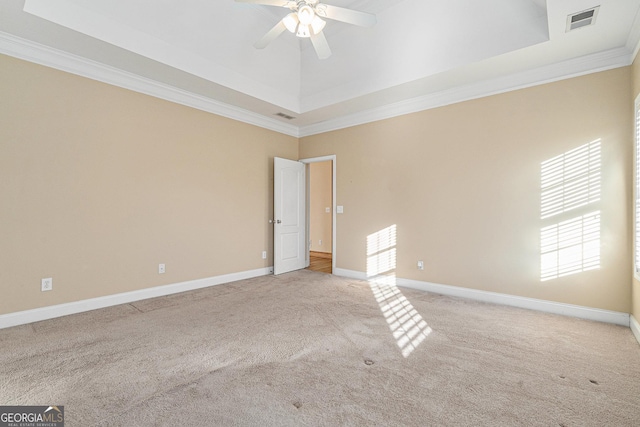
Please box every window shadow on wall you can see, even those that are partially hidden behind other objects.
[540,139,601,281]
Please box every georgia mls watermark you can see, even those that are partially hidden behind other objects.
[0,406,64,427]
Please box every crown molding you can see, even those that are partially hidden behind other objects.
[298,47,633,137]
[0,30,633,139]
[0,31,300,138]
[626,5,640,63]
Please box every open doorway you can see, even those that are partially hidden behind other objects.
[300,155,336,274]
[307,161,332,273]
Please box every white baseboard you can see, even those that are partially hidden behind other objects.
[4,267,633,333]
[0,267,272,330]
[334,268,630,327]
[334,268,368,281]
[631,315,640,345]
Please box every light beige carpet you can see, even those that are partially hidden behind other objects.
[1,270,639,426]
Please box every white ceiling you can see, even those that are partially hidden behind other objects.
[1,0,639,136]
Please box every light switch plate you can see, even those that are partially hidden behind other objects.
[337,206,344,214]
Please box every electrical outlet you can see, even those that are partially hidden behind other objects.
[417,261,424,270]
[325,207,330,213]
[262,251,267,259]
[319,239,322,246]
[41,277,53,292]
[159,263,166,274]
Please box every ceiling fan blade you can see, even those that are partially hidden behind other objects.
[315,4,376,27]
[310,31,332,59]
[235,0,291,6]
[254,19,287,49]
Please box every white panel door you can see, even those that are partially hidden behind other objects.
[274,157,306,275]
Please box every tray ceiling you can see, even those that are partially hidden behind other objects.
[1,0,639,136]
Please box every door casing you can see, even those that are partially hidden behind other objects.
[300,155,337,274]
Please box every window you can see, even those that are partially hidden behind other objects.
[540,139,601,281]
[635,97,640,276]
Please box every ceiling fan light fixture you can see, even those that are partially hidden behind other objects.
[235,0,378,59]
[296,23,311,37]
[283,13,299,33]
[310,15,325,34]
[297,5,314,25]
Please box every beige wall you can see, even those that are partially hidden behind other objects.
[300,67,633,313]
[309,161,332,253]
[1,52,635,317]
[0,54,298,315]
[632,56,640,322]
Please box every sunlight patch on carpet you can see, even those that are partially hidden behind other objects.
[367,225,432,357]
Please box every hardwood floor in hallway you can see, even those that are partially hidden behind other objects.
[307,251,332,273]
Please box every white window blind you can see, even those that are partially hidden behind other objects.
[540,140,601,281]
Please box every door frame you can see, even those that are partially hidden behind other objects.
[299,155,337,274]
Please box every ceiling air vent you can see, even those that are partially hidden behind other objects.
[566,6,600,32]
[275,112,296,120]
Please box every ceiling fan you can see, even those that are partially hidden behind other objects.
[235,0,377,59]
